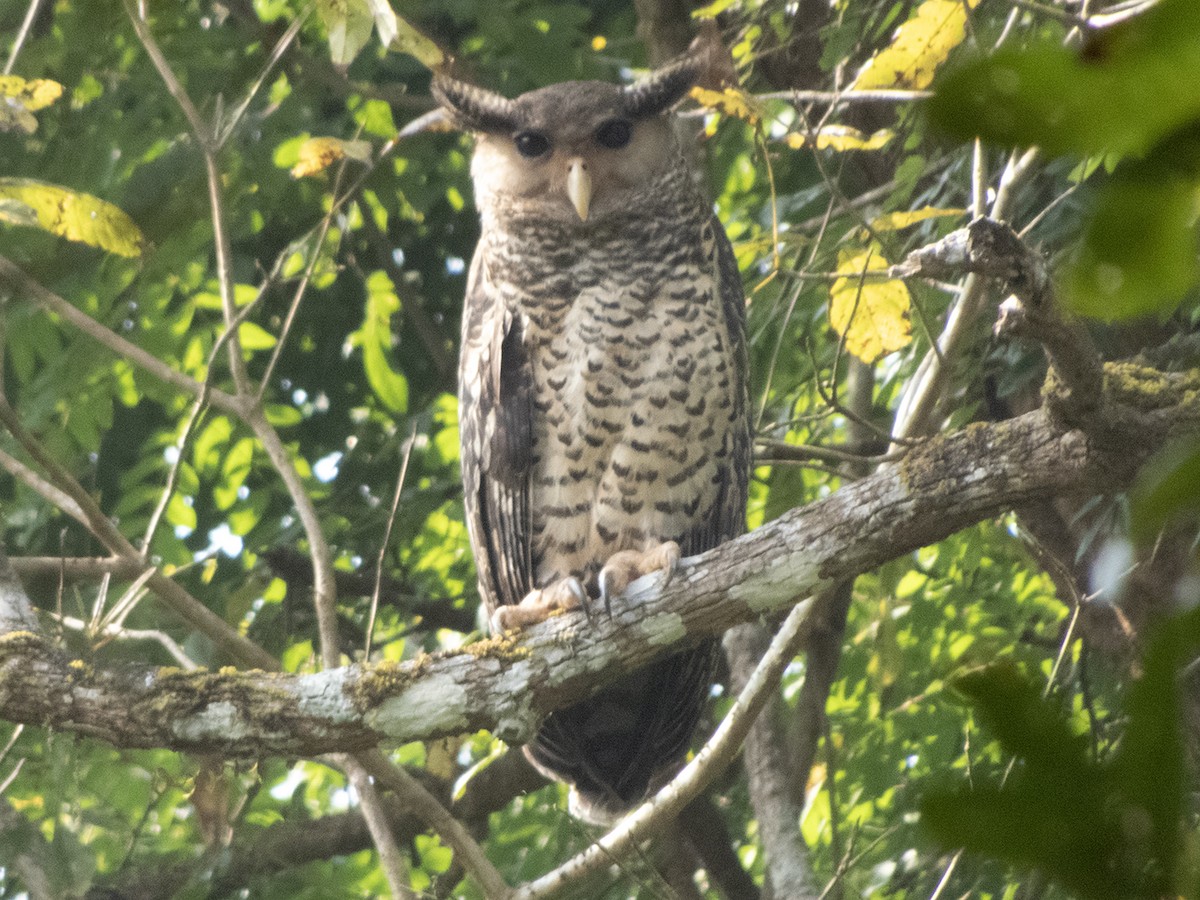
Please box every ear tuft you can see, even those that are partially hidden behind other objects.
[619,59,701,119]
[621,23,737,119]
[431,75,519,134]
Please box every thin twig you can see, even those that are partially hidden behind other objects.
[345,760,416,898]
[141,395,208,554]
[257,139,356,402]
[54,613,198,669]
[216,6,312,148]
[756,89,933,104]
[359,749,513,899]
[365,424,418,656]
[3,0,48,75]
[0,257,242,415]
[0,394,277,668]
[514,597,815,900]
[122,0,251,397]
[0,447,87,524]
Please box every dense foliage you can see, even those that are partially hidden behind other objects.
[2,0,1200,897]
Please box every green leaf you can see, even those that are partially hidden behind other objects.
[359,270,409,413]
[1062,167,1200,320]
[1111,608,1197,882]
[317,0,375,66]
[237,321,278,351]
[950,664,1085,769]
[929,0,1200,157]
[193,416,232,473]
[1130,438,1200,543]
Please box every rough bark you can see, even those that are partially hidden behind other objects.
[3,371,1196,756]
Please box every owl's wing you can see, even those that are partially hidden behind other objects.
[712,213,752,544]
[679,214,751,556]
[459,252,534,618]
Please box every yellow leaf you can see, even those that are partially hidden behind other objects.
[0,177,145,257]
[829,244,912,362]
[870,206,966,231]
[689,86,762,125]
[290,137,372,178]
[692,0,737,18]
[784,126,895,151]
[851,0,979,90]
[0,75,64,134]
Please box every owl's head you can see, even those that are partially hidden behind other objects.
[432,58,700,224]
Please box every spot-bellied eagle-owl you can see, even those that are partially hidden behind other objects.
[435,52,750,823]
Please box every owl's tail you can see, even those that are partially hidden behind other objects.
[524,641,717,825]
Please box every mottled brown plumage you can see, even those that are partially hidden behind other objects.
[437,55,749,822]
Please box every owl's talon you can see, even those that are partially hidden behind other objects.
[598,569,616,620]
[490,576,588,632]
[597,541,682,616]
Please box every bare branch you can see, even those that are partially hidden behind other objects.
[0,395,277,669]
[892,217,1105,421]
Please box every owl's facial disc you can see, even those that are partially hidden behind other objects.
[463,79,690,223]
[566,159,591,220]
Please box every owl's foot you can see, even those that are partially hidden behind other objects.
[491,577,588,632]
[597,540,681,616]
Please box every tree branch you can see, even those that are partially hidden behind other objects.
[0,256,242,416]
[3,381,1195,754]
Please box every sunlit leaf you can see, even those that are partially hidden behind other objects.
[237,321,277,351]
[358,270,409,413]
[380,3,445,68]
[689,86,763,125]
[784,125,894,151]
[692,0,738,18]
[871,206,966,231]
[166,493,197,530]
[264,404,303,427]
[829,244,912,362]
[316,0,375,66]
[414,834,453,874]
[290,137,373,178]
[0,177,145,257]
[852,0,979,90]
[0,75,63,134]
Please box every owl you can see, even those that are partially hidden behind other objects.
[435,53,749,823]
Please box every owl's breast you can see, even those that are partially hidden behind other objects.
[523,247,738,588]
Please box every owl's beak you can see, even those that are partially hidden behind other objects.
[566,158,591,221]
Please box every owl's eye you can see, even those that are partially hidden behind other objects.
[514,131,551,158]
[595,119,633,149]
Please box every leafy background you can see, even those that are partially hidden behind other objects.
[2,0,1200,897]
